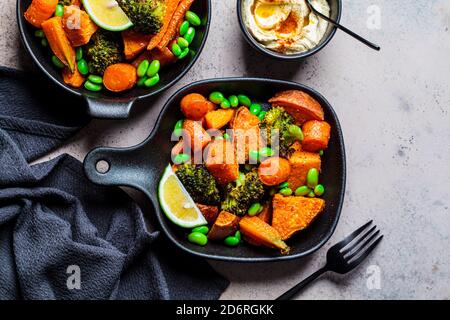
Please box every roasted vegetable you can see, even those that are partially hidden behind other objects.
[230,107,262,163]
[196,203,219,224]
[103,63,137,92]
[41,17,76,73]
[221,169,265,216]
[62,66,85,88]
[287,150,321,191]
[301,120,331,152]
[239,216,289,253]
[62,5,98,47]
[175,164,221,205]
[118,0,166,34]
[122,29,153,60]
[147,0,181,50]
[272,194,325,240]
[205,140,239,186]
[268,90,324,125]
[208,211,240,241]
[157,0,194,49]
[181,93,214,121]
[86,30,123,75]
[258,156,291,186]
[24,0,58,28]
[132,47,177,68]
[182,120,211,153]
[205,109,235,129]
[257,202,272,225]
[260,106,296,158]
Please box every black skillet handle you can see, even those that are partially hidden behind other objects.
[83,145,153,193]
[85,97,137,119]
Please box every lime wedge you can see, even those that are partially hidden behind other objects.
[82,0,133,32]
[158,165,208,229]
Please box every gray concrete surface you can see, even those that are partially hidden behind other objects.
[2,0,449,299]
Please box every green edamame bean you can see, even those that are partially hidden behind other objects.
[88,75,103,84]
[146,60,160,77]
[174,153,190,164]
[248,203,262,216]
[41,38,48,47]
[314,184,325,196]
[188,232,208,246]
[307,168,319,188]
[51,55,64,69]
[224,236,240,247]
[178,47,190,59]
[289,124,304,141]
[250,103,261,115]
[84,80,102,92]
[295,186,311,196]
[185,11,201,26]
[278,182,289,189]
[178,37,189,49]
[259,147,274,158]
[215,136,224,141]
[192,225,209,235]
[249,149,259,163]
[171,43,182,57]
[279,188,293,196]
[258,111,266,121]
[175,119,184,130]
[77,59,89,75]
[223,133,231,140]
[144,73,160,87]
[209,92,224,104]
[137,59,149,78]
[34,30,44,38]
[54,4,64,17]
[319,150,324,156]
[220,99,231,109]
[308,191,316,198]
[228,95,239,108]
[137,76,148,87]
[75,47,83,61]
[180,20,190,36]
[235,231,241,242]
[237,95,251,107]
[184,27,196,44]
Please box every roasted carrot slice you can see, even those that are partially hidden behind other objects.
[41,17,76,73]
[103,63,137,92]
[24,0,58,28]
[147,0,181,51]
[157,0,195,50]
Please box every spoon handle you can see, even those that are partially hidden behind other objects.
[308,1,381,51]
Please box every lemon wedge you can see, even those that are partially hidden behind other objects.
[158,165,207,229]
[82,0,133,32]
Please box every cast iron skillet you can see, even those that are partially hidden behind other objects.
[83,78,346,262]
[17,0,211,119]
[237,0,342,60]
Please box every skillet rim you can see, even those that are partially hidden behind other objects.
[135,77,347,263]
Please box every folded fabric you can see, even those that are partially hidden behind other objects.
[0,66,228,299]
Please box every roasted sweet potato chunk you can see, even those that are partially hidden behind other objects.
[24,0,58,28]
[272,194,325,240]
[257,202,272,225]
[208,211,240,240]
[230,107,263,163]
[181,93,214,121]
[269,90,324,125]
[287,150,321,190]
[239,216,289,253]
[122,29,152,60]
[205,109,236,129]
[196,204,219,224]
[182,120,211,153]
[205,140,239,185]
[302,120,331,152]
[258,157,291,186]
[63,5,98,47]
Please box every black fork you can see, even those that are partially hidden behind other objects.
[276,221,383,300]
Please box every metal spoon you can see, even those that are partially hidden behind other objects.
[306,0,381,51]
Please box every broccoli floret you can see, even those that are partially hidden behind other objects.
[118,0,166,34]
[221,170,265,216]
[86,30,123,75]
[176,164,221,205]
[260,107,296,158]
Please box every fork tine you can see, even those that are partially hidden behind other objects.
[347,234,383,269]
[332,220,373,250]
[341,225,376,256]
[346,230,380,261]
